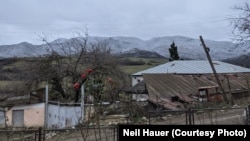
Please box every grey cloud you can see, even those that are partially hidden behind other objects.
[0,0,247,45]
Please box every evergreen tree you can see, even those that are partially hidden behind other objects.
[168,41,180,61]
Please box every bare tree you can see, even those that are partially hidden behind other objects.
[21,30,128,103]
[229,2,250,42]
[11,30,130,140]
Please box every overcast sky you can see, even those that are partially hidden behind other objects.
[0,0,247,45]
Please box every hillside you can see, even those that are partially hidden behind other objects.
[223,53,250,68]
[0,36,250,61]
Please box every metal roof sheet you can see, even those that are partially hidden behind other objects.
[132,60,250,76]
[143,73,250,99]
[143,74,218,99]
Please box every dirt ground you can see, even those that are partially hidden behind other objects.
[150,108,246,125]
[1,102,248,141]
[44,106,247,141]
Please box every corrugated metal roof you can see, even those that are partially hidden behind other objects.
[132,60,250,76]
[143,73,250,109]
[143,73,250,98]
[143,74,218,99]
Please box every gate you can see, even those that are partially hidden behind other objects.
[244,105,250,125]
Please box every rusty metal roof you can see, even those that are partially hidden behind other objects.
[132,60,250,76]
[143,73,250,97]
[143,73,250,109]
[143,74,217,98]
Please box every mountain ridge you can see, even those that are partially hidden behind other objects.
[0,35,249,60]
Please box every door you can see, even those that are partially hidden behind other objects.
[12,110,24,127]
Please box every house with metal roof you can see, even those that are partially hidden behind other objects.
[131,60,250,86]
[126,60,250,110]
[141,73,250,110]
[125,81,149,102]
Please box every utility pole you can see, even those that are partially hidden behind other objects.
[199,36,228,104]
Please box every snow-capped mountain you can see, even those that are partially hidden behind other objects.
[0,35,249,60]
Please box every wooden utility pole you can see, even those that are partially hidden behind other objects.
[199,36,228,104]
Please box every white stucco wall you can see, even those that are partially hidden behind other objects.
[47,104,81,129]
[6,103,45,127]
[132,94,149,101]
[131,75,144,86]
[4,102,85,129]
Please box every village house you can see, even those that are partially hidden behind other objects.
[0,87,88,129]
[2,60,250,128]
[127,60,250,110]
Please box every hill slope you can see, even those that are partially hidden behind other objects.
[0,36,249,61]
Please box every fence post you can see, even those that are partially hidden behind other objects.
[191,109,194,125]
[38,127,42,141]
[247,105,250,125]
[185,110,188,125]
[185,108,194,125]
[148,112,151,125]
[43,128,46,141]
[114,126,116,141]
[189,108,192,125]
[35,130,37,141]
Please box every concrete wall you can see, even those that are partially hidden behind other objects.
[132,75,144,86]
[6,103,45,128]
[25,107,45,127]
[4,102,84,129]
[47,103,81,129]
[0,111,5,127]
[132,94,149,101]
